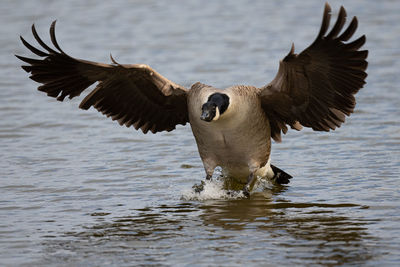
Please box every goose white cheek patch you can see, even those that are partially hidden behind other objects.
[212,106,220,121]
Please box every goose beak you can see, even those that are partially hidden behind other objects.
[200,110,213,122]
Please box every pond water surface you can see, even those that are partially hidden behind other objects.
[1,0,399,266]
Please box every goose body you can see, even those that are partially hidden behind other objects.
[16,3,368,196]
[188,83,273,181]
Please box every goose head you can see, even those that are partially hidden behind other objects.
[200,93,230,122]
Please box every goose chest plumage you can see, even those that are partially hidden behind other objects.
[16,3,368,196]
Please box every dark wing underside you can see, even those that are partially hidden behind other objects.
[16,21,189,134]
[259,3,368,142]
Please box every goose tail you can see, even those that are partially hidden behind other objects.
[270,165,293,184]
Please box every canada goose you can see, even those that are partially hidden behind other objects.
[16,3,367,197]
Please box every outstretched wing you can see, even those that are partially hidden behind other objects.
[259,3,368,142]
[16,21,189,134]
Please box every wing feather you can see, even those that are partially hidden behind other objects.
[259,3,368,142]
[16,21,189,134]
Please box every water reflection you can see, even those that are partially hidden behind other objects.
[200,193,376,265]
[41,189,377,266]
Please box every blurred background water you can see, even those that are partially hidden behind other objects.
[1,0,399,266]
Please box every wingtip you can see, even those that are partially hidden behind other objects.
[15,55,30,72]
[49,19,66,54]
[363,49,369,59]
[326,4,347,40]
[31,23,37,33]
[324,2,332,13]
[283,43,296,61]
[339,5,346,15]
[347,34,366,50]
[30,22,58,54]
[338,16,358,41]
[110,53,119,65]
[316,2,332,40]
[21,65,31,73]
[19,35,26,44]
[339,6,347,22]
[50,20,58,32]
[14,54,24,61]
[50,20,57,31]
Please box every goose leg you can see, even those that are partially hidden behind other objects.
[243,171,257,198]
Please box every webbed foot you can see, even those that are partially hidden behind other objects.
[192,180,206,193]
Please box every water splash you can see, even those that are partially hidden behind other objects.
[181,176,276,201]
[181,179,244,200]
